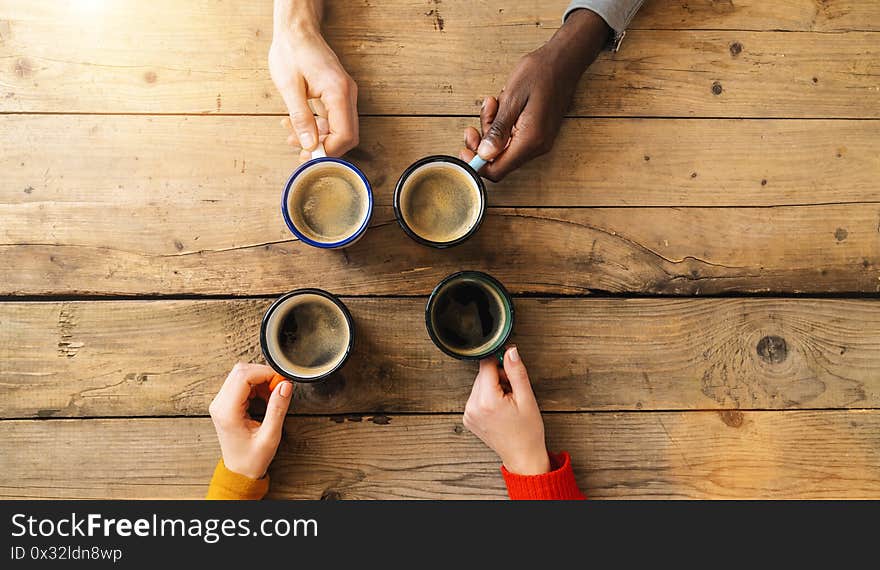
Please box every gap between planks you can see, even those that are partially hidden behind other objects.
[4,292,880,302]
[3,408,879,422]
[3,113,880,120]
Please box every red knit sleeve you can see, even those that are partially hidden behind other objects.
[501,451,586,500]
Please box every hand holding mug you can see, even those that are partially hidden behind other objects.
[459,9,610,182]
[270,1,358,161]
[463,347,551,476]
[209,363,293,480]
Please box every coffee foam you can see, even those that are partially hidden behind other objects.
[287,162,368,244]
[398,162,481,243]
[265,293,350,378]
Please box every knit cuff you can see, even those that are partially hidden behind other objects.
[205,459,270,500]
[501,451,586,500]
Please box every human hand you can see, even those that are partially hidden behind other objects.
[269,11,358,161]
[209,363,293,479]
[463,346,551,475]
[459,9,610,182]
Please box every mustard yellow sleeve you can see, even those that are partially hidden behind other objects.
[205,459,270,500]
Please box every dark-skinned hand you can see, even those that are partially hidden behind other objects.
[460,9,611,182]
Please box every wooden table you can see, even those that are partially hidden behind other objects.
[2,0,879,499]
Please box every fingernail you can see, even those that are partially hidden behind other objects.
[298,132,315,149]
[280,381,292,398]
[481,97,488,109]
[508,346,520,362]
[477,139,494,158]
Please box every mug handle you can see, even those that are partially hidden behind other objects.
[268,372,287,392]
[311,141,326,160]
[468,154,487,173]
[492,346,505,366]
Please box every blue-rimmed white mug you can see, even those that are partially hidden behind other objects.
[282,143,373,249]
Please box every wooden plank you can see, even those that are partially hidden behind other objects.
[2,411,878,499]
[1,1,877,116]
[3,298,879,418]
[633,0,880,32]
[4,115,878,207]
[1,203,877,296]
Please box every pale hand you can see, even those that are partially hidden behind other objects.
[269,26,358,161]
[463,347,551,475]
[209,363,293,479]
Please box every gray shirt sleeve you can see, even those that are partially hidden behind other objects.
[563,0,645,51]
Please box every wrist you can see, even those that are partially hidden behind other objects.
[547,8,611,73]
[502,449,552,476]
[222,457,266,481]
[274,0,322,37]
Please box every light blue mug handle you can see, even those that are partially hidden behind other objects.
[468,154,487,173]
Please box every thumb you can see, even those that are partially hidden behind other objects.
[502,346,533,397]
[280,78,318,151]
[475,357,504,397]
[258,380,293,443]
[476,93,523,160]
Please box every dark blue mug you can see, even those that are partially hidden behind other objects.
[282,144,373,249]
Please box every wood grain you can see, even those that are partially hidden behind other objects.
[3,411,878,499]
[2,298,879,419]
[1,203,877,296]
[2,0,878,505]
[4,115,878,208]
[1,2,877,116]
[633,0,880,32]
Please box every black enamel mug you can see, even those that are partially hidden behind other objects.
[393,155,487,248]
[260,288,354,383]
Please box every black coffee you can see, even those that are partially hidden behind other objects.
[432,281,505,356]
[266,294,350,378]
